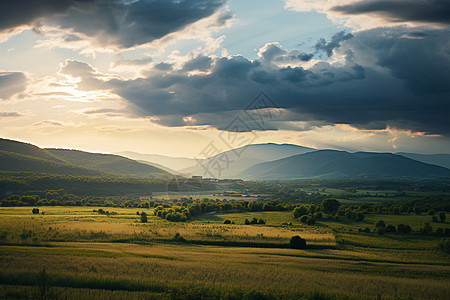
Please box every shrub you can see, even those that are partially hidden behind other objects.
[397,224,412,234]
[376,226,385,235]
[223,220,231,224]
[439,211,446,223]
[375,220,385,228]
[385,224,396,233]
[140,212,148,223]
[299,215,308,223]
[420,221,432,235]
[437,239,450,254]
[32,208,39,214]
[289,236,306,249]
[427,209,435,215]
[306,217,316,225]
[258,218,266,225]
[363,227,371,233]
[244,219,250,225]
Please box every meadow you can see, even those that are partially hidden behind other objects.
[0,206,449,299]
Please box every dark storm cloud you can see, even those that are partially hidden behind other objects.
[0,0,93,32]
[0,0,227,48]
[331,0,450,25]
[62,27,450,135]
[0,72,27,100]
[315,31,353,57]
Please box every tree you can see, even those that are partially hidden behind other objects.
[223,220,231,224]
[375,220,385,228]
[32,208,39,214]
[293,206,308,218]
[420,221,432,235]
[289,236,306,249]
[439,211,446,223]
[321,199,341,214]
[376,226,385,235]
[140,212,148,223]
[244,219,250,225]
[385,224,396,233]
[397,224,412,234]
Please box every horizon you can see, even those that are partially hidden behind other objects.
[1,1,450,157]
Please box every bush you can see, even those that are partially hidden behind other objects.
[32,208,39,214]
[376,226,385,235]
[289,236,306,249]
[299,215,308,223]
[306,217,316,225]
[439,211,446,223]
[375,220,385,228]
[140,212,148,223]
[385,224,396,233]
[437,239,450,254]
[363,227,371,233]
[223,220,231,224]
[244,219,250,225]
[397,224,412,234]
[420,221,432,235]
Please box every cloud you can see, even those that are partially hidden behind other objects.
[0,71,28,100]
[0,0,88,33]
[314,31,353,57]
[61,26,450,136]
[331,0,450,25]
[285,0,450,28]
[0,111,23,118]
[0,0,228,49]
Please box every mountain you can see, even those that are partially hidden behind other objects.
[181,143,315,178]
[47,149,172,178]
[238,150,450,180]
[0,138,172,178]
[397,152,450,169]
[116,151,197,171]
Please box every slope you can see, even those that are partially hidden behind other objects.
[397,152,450,169]
[238,150,450,180]
[48,149,172,178]
[181,143,315,178]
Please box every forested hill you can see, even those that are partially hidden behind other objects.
[238,150,450,180]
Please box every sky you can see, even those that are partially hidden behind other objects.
[0,0,449,157]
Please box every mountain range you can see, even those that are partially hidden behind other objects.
[1,138,450,180]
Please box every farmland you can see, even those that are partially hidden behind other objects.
[0,206,449,299]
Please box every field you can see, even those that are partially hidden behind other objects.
[0,206,449,299]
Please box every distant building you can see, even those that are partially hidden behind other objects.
[192,175,202,180]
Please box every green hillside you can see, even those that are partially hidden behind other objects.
[0,138,64,162]
[0,150,105,176]
[48,149,172,178]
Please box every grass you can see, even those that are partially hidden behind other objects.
[0,206,449,299]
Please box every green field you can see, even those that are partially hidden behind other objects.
[0,207,449,299]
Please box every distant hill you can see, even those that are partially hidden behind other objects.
[397,152,450,169]
[181,143,315,178]
[0,138,64,163]
[116,151,197,171]
[47,149,172,178]
[0,150,105,176]
[0,138,172,178]
[238,150,450,180]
